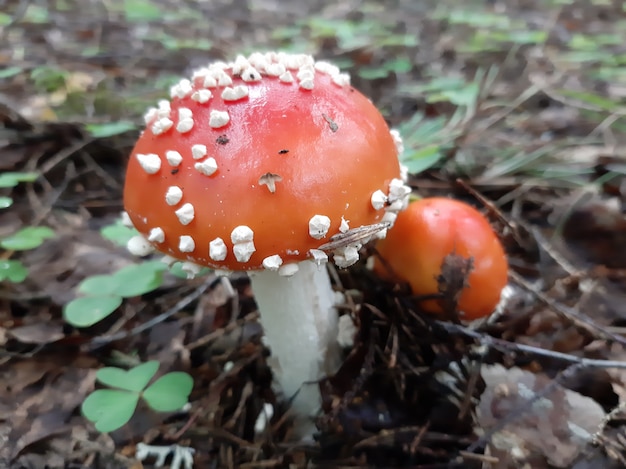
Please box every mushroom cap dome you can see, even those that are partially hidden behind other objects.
[124,52,405,270]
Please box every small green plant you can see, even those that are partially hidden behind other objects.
[122,0,163,22]
[100,217,138,247]
[0,171,51,283]
[1,226,56,251]
[0,171,39,209]
[0,227,56,283]
[397,70,494,173]
[0,259,29,283]
[30,66,68,93]
[63,260,167,327]
[99,218,211,280]
[85,121,137,138]
[0,66,22,80]
[22,3,49,23]
[82,360,193,432]
[357,56,413,80]
[0,224,55,284]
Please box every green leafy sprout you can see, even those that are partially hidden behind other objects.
[0,226,55,283]
[397,68,493,174]
[0,171,39,209]
[82,360,193,432]
[63,260,168,327]
[63,218,211,327]
[0,171,53,283]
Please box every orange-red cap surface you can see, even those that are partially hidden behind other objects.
[124,52,404,271]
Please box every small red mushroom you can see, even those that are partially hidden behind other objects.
[374,197,509,320]
[123,52,409,435]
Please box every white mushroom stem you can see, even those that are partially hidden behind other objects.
[248,259,340,438]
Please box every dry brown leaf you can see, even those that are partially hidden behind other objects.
[476,364,605,468]
[8,322,65,345]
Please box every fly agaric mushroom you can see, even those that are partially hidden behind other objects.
[123,52,409,435]
[374,197,508,320]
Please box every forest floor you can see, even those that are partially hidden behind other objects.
[1,0,626,468]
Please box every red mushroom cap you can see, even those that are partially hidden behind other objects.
[374,197,509,320]
[124,52,406,271]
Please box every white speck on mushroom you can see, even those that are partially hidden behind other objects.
[202,75,218,88]
[165,186,183,206]
[262,254,283,271]
[161,255,177,266]
[279,52,313,70]
[381,211,398,225]
[333,245,360,268]
[231,226,255,263]
[400,164,409,183]
[148,227,165,243]
[191,144,207,160]
[258,172,282,193]
[209,237,227,261]
[156,99,171,117]
[181,261,202,279]
[387,178,411,202]
[339,217,350,233]
[286,249,299,255]
[241,66,262,82]
[233,242,255,263]
[151,117,173,135]
[266,63,286,76]
[309,215,331,239]
[179,235,195,253]
[231,225,254,243]
[278,263,299,277]
[278,71,294,83]
[170,79,193,99]
[248,51,270,71]
[314,61,340,76]
[332,73,351,87]
[176,108,194,133]
[191,89,212,103]
[143,107,157,125]
[218,74,232,87]
[121,211,133,227]
[221,85,249,101]
[231,55,250,75]
[387,199,405,213]
[165,150,183,166]
[308,249,328,266]
[194,158,218,176]
[209,110,230,128]
[127,235,154,256]
[296,64,314,81]
[136,153,161,174]
[371,190,387,210]
[175,203,195,225]
[390,129,405,156]
[213,70,233,86]
[299,78,314,90]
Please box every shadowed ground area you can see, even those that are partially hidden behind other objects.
[1,0,626,467]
